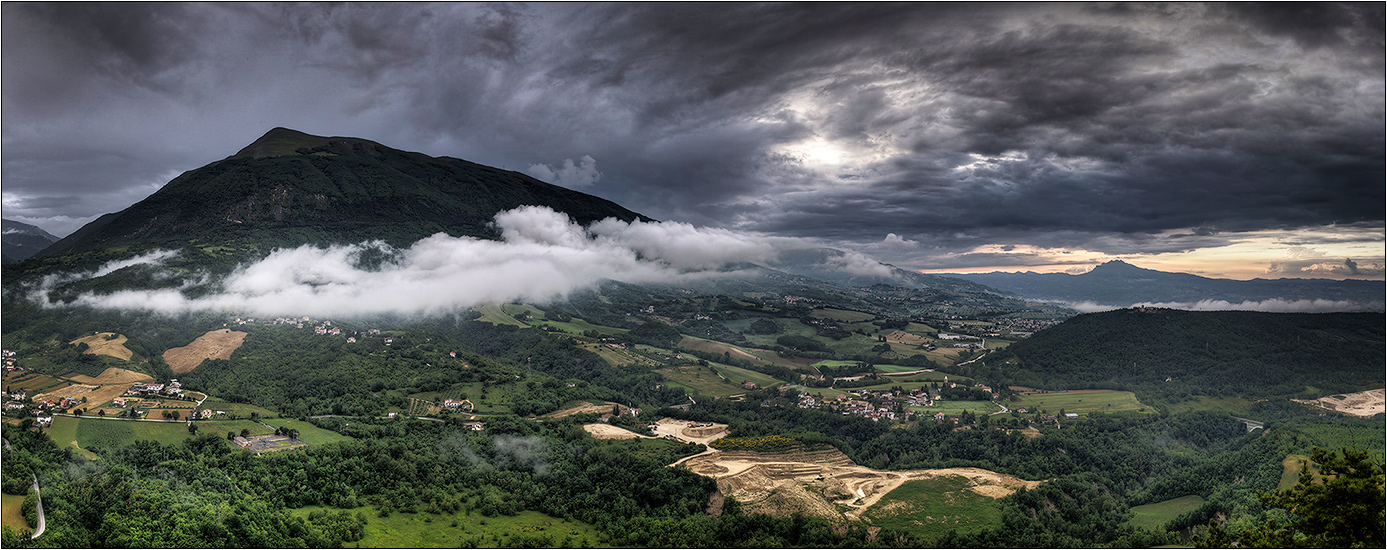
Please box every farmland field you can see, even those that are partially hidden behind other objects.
[262,418,354,446]
[2,493,29,533]
[1011,389,1150,416]
[909,401,1003,417]
[68,366,153,385]
[70,332,134,361]
[861,475,1005,539]
[873,364,924,373]
[1128,495,1205,531]
[4,372,69,394]
[656,364,744,397]
[579,342,661,367]
[291,506,604,548]
[470,304,529,327]
[710,363,784,389]
[74,417,203,449]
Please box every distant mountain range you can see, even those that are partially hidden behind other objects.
[2,218,60,263]
[947,260,1384,308]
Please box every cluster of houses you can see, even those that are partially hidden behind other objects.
[789,379,1003,424]
[441,398,474,412]
[128,379,183,397]
[260,317,395,345]
[2,387,67,426]
[3,349,18,372]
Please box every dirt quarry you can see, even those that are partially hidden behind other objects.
[678,446,1042,521]
[163,329,247,373]
[1293,388,1386,418]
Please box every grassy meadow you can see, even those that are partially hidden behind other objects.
[1011,389,1150,416]
[2,493,30,533]
[861,475,1004,539]
[262,418,355,446]
[1128,495,1205,531]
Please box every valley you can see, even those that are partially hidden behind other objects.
[1,129,1381,549]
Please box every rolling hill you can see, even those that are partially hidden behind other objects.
[971,307,1385,402]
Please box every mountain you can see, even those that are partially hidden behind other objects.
[2,219,60,263]
[35,127,650,260]
[948,260,1384,308]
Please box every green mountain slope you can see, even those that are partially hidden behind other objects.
[980,308,1384,401]
[37,127,649,258]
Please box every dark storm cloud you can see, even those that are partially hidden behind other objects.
[2,2,1381,274]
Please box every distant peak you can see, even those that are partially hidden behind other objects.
[1092,260,1139,270]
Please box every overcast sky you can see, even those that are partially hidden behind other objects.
[3,2,1383,280]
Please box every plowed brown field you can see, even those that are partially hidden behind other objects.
[70,333,134,361]
[163,329,248,373]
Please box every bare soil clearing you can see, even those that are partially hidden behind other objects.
[163,329,247,373]
[70,367,153,385]
[541,401,627,420]
[680,446,1041,521]
[582,424,651,440]
[70,333,134,361]
[1292,388,1385,418]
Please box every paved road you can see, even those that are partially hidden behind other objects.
[7,438,47,539]
[30,475,45,539]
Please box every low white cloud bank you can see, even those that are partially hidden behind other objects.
[1131,298,1384,313]
[1054,298,1383,314]
[29,206,892,318]
[527,155,601,189]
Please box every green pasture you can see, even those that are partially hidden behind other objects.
[909,401,1002,417]
[449,382,513,414]
[810,308,876,323]
[656,365,744,398]
[1012,390,1150,416]
[67,417,281,451]
[46,415,81,446]
[580,342,661,368]
[983,338,1015,350]
[2,493,29,533]
[471,304,529,328]
[292,506,605,548]
[262,418,355,446]
[1128,495,1205,531]
[873,364,924,373]
[677,336,804,370]
[1279,454,1312,489]
[862,475,1004,539]
[196,398,281,419]
[711,363,784,389]
[812,360,866,370]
